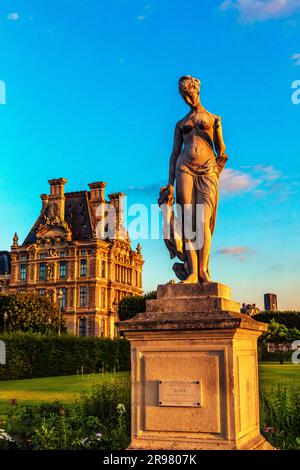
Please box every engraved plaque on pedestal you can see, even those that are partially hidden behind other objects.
[158,380,202,407]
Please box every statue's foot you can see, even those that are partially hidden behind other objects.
[181,274,199,284]
[199,269,212,283]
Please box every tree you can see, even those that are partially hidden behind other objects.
[0,291,66,334]
[118,291,157,321]
[287,327,300,343]
[263,319,290,364]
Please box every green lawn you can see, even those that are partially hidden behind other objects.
[258,363,300,392]
[0,372,130,417]
[0,364,299,418]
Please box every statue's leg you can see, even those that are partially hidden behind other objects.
[196,197,213,283]
[176,170,198,283]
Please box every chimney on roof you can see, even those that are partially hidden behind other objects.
[108,192,125,226]
[48,178,67,220]
[88,182,107,225]
[88,182,106,204]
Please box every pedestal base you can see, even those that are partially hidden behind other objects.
[118,283,274,450]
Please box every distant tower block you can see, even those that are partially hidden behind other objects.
[264,293,278,311]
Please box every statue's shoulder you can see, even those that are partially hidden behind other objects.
[206,110,219,121]
[206,111,223,130]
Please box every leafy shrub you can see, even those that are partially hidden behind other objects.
[260,385,300,450]
[81,381,131,437]
[259,348,293,363]
[4,381,131,450]
[0,332,130,380]
[80,380,131,449]
[118,291,157,321]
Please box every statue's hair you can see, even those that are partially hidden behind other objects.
[178,75,201,93]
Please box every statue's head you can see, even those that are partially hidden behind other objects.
[178,75,201,107]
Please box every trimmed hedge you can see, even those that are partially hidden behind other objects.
[253,311,300,329]
[258,348,292,363]
[0,332,130,380]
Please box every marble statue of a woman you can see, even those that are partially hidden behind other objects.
[159,75,228,284]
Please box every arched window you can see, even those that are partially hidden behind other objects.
[79,317,87,337]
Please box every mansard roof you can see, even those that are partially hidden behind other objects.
[0,251,11,275]
[23,191,94,246]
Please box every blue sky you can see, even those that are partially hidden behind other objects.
[0,0,300,309]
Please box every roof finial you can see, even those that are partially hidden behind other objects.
[12,232,19,247]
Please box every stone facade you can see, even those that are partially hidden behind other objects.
[6,178,143,338]
[0,251,10,294]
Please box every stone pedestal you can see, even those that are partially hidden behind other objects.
[118,283,273,450]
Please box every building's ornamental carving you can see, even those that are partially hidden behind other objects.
[36,216,72,245]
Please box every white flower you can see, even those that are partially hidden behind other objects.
[80,436,91,446]
[117,403,126,415]
[80,433,102,446]
[0,429,14,442]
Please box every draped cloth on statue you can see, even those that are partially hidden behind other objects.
[158,140,228,281]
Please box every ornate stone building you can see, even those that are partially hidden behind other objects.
[0,251,10,294]
[7,178,143,337]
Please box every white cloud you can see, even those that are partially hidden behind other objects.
[220,0,300,22]
[291,53,300,65]
[220,163,287,198]
[7,12,19,21]
[216,246,255,261]
[220,168,259,194]
[137,15,146,21]
[216,246,253,255]
[254,164,282,181]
